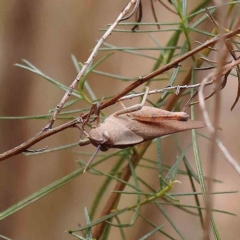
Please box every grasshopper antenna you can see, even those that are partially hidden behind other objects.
[83,145,101,172]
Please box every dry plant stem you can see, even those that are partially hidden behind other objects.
[118,82,213,101]
[150,0,160,29]
[46,0,137,129]
[1,29,240,162]
[199,76,240,175]
[92,141,151,239]
[120,0,140,21]
[131,0,142,31]
[24,146,48,153]
[202,2,226,239]
[165,67,193,111]
[216,140,240,174]
[157,0,178,15]
[0,118,83,160]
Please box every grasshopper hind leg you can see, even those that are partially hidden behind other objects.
[114,87,149,117]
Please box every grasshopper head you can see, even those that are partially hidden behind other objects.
[89,128,111,151]
[83,129,111,172]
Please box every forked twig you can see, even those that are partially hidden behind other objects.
[120,0,140,22]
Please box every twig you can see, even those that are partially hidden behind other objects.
[195,41,217,51]
[131,0,142,31]
[198,76,215,132]
[150,0,160,30]
[120,0,140,21]
[46,0,138,129]
[0,117,83,161]
[216,140,240,174]
[198,73,240,175]
[157,0,178,15]
[24,146,48,153]
[118,82,214,101]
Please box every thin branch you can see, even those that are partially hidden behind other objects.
[24,146,48,153]
[46,0,138,129]
[157,0,178,15]
[198,75,217,132]
[119,82,214,101]
[198,72,240,175]
[0,117,83,161]
[120,0,140,21]
[216,140,240,174]
[150,0,160,29]
[195,41,218,51]
[131,0,142,31]
[92,141,151,239]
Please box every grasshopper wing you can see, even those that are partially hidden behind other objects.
[105,117,144,147]
[126,106,204,140]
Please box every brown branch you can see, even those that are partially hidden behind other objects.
[92,141,151,239]
[0,118,82,161]
[157,0,178,15]
[150,0,160,29]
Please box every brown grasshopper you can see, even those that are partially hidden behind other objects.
[80,87,204,171]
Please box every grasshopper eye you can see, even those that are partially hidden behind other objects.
[102,130,110,141]
[100,145,109,151]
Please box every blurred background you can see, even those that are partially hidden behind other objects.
[0,1,239,239]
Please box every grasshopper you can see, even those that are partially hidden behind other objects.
[80,87,204,171]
